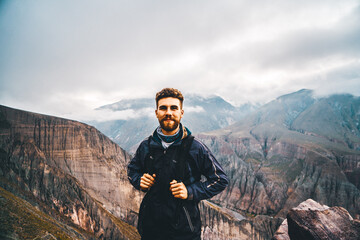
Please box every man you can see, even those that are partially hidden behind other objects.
[127,88,228,240]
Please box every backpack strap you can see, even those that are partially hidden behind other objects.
[144,136,156,175]
[176,135,195,182]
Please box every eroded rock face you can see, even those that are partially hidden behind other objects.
[200,200,283,240]
[199,133,360,219]
[272,199,360,240]
[196,91,360,221]
[0,105,140,239]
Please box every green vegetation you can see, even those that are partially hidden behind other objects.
[269,158,304,183]
[107,211,141,240]
[284,159,304,183]
[0,111,11,129]
[0,186,74,240]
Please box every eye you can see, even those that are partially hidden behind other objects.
[159,106,167,110]
[171,106,178,110]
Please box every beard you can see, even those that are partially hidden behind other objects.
[159,118,180,132]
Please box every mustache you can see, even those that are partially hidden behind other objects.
[162,116,174,120]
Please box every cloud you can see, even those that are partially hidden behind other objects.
[64,105,206,123]
[0,0,359,119]
[184,106,205,113]
[63,107,155,122]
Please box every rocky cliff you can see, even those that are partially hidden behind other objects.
[197,90,360,221]
[0,105,141,239]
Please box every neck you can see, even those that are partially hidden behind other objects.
[161,126,180,136]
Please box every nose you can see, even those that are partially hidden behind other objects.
[165,107,172,115]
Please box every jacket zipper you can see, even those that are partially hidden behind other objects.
[183,206,194,232]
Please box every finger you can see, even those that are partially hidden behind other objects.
[144,173,155,181]
[173,186,185,192]
[171,182,186,191]
[141,179,155,188]
[172,190,183,196]
[169,181,178,190]
[173,191,181,197]
[170,183,181,188]
[170,186,182,192]
[143,173,155,182]
[174,193,186,199]
[170,185,183,192]
[171,185,185,193]
[142,175,156,183]
[170,183,183,190]
[142,179,154,186]
[141,178,156,188]
[141,177,154,185]
[140,182,151,188]
[140,183,149,189]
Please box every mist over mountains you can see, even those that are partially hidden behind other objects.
[90,95,258,152]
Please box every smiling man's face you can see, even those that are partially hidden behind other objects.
[155,97,184,135]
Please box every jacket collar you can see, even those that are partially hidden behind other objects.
[150,123,191,148]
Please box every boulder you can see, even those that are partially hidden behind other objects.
[273,199,360,240]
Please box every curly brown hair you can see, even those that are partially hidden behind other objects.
[155,88,184,108]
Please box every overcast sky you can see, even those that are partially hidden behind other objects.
[1,0,359,121]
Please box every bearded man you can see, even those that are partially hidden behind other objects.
[127,88,228,240]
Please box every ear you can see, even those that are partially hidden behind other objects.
[155,109,158,116]
[181,109,184,117]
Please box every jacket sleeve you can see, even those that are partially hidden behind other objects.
[186,139,229,201]
[127,140,148,191]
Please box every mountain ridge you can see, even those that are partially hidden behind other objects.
[195,89,360,220]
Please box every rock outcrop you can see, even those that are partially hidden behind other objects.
[272,199,360,240]
[0,105,141,239]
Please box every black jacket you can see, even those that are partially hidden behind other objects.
[127,133,228,240]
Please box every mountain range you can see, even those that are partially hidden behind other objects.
[90,95,257,152]
[1,89,359,239]
[198,89,360,219]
